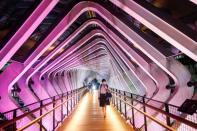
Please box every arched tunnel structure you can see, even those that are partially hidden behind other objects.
[0,0,197,131]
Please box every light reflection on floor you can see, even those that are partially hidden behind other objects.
[57,90,133,131]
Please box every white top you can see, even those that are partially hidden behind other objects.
[100,84,108,94]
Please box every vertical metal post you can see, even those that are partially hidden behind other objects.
[119,90,122,112]
[76,89,78,104]
[114,89,116,106]
[67,92,69,116]
[131,94,135,128]
[73,90,75,107]
[77,89,79,103]
[165,103,171,126]
[112,89,114,106]
[53,96,55,129]
[13,109,17,130]
[142,97,147,131]
[78,88,80,103]
[76,89,78,105]
[74,90,76,105]
[71,90,72,111]
[75,90,77,105]
[78,89,81,102]
[61,94,63,122]
[116,89,118,110]
[40,100,43,131]
[75,90,76,106]
[124,91,127,118]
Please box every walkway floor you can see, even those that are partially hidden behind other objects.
[57,90,133,131]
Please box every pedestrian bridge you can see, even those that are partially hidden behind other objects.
[57,91,133,131]
[0,0,197,131]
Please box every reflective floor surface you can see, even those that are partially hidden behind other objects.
[57,90,133,131]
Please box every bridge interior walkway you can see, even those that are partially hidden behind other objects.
[57,90,133,131]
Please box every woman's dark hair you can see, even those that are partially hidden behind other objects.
[102,79,106,82]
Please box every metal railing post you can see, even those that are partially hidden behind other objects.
[119,90,122,112]
[165,103,171,126]
[13,109,17,131]
[53,96,55,129]
[76,89,78,105]
[40,100,43,131]
[112,89,115,106]
[78,89,80,102]
[75,89,76,105]
[61,94,63,122]
[67,92,69,116]
[75,90,77,106]
[142,97,147,131]
[124,91,127,118]
[78,89,80,103]
[76,89,78,104]
[73,90,75,107]
[116,89,118,110]
[71,91,73,111]
[131,93,135,128]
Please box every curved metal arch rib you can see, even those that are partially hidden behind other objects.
[0,1,193,112]
[53,43,133,92]
[109,0,197,61]
[52,40,145,94]
[48,35,154,95]
[0,0,59,69]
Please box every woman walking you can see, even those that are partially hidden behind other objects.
[98,79,109,118]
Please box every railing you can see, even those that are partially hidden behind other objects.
[110,88,197,131]
[0,87,87,131]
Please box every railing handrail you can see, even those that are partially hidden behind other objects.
[110,88,184,109]
[109,88,197,129]
[111,91,176,131]
[16,88,86,131]
[0,87,85,129]
[2,87,83,115]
